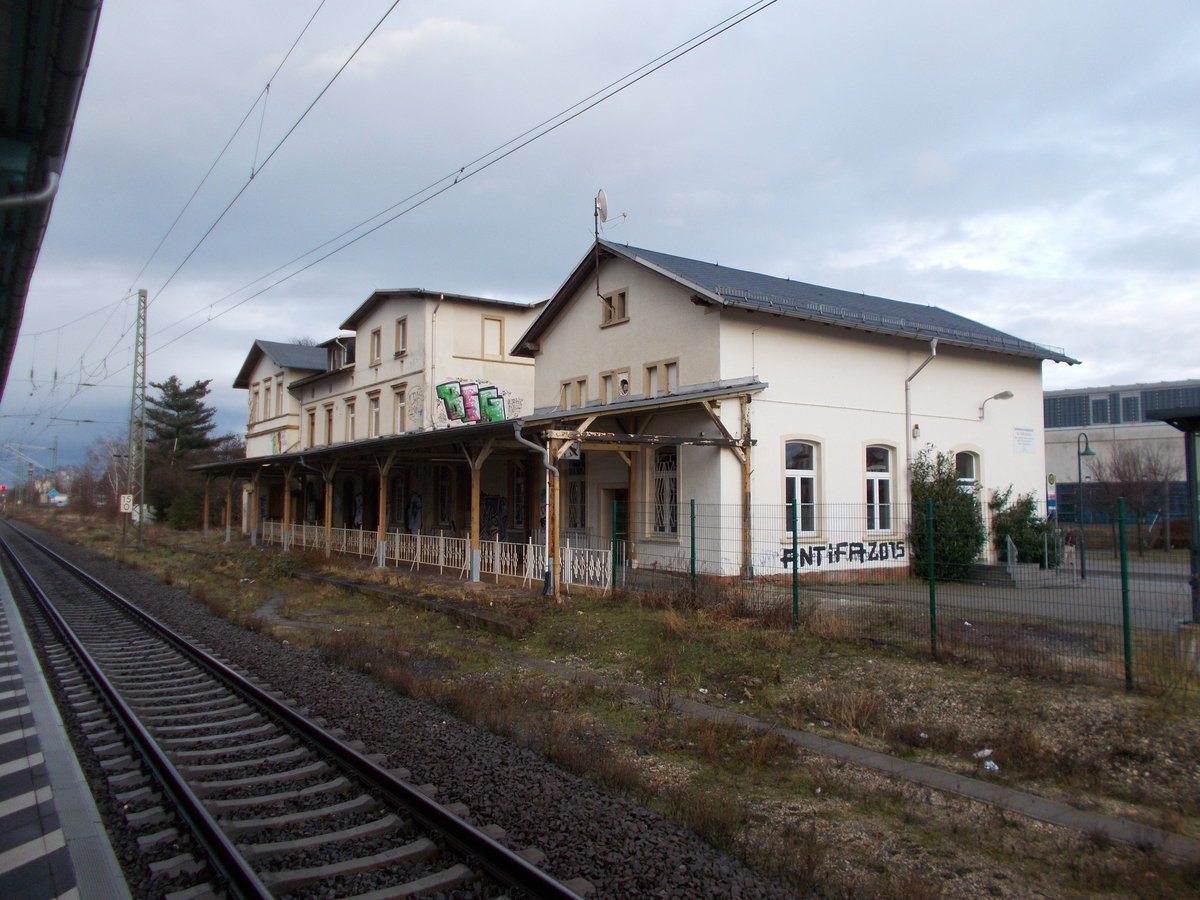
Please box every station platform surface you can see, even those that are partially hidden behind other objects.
[0,569,129,900]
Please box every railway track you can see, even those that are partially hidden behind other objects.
[0,521,590,900]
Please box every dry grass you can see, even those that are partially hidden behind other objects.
[20,512,1200,899]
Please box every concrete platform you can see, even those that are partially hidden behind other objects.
[0,570,129,899]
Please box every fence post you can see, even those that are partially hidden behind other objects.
[1118,497,1133,690]
[927,498,938,659]
[690,499,697,595]
[791,499,799,627]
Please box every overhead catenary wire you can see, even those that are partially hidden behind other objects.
[5,0,782,447]
[151,0,782,349]
[147,0,403,306]
[125,0,329,292]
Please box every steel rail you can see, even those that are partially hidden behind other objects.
[0,527,274,899]
[2,521,585,900]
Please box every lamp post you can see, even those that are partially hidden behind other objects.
[1076,432,1097,580]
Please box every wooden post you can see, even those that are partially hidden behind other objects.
[627,448,639,567]
[740,395,753,580]
[224,478,234,543]
[281,465,293,552]
[323,473,334,558]
[547,439,562,601]
[375,451,395,568]
[202,475,211,540]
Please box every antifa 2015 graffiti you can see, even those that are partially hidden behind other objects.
[781,540,906,569]
[436,381,506,424]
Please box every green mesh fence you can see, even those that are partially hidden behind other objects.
[601,498,1198,696]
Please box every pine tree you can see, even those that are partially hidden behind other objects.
[145,376,218,465]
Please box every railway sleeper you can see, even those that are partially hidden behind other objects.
[338,861,477,900]
[147,852,206,881]
[134,697,246,720]
[257,836,440,893]
[148,709,263,733]
[238,812,405,861]
[169,733,296,761]
[164,882,222,900]
[219,793,380,837]
[179,745,311,775]
[158,722,276,746]
[189,759,332,796]
[203,776,353,812]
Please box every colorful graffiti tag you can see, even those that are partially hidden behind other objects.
[436,381,507,424]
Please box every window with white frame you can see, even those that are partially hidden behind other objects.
[368,393,381,437]
[394,317,408,358]
[275,376,284,416]
[601,289,627,326]
[323,405,334,446]
[262,382,271,420]
[955,451,979,490]
[369,328,382,366]
[784,440,817,534]
[563,459,586,530]
[652,445,678,535]
[393,385,407,433]
[345,399,356,441]
[865,445,892,531]
[559,377,587,410]
[600,369,632,404]
[250,386,260,423]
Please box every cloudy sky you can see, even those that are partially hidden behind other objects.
[4,0,1199,470]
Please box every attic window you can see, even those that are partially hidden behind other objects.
[601,290,628,326]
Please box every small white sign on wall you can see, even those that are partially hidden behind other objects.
[1012,427,1036,454]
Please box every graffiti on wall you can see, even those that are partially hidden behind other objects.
[781,540,906,570]
[436,380,510,425]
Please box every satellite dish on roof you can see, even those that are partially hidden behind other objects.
[594,189,609,240]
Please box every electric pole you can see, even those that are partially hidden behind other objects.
[126,289,147,550]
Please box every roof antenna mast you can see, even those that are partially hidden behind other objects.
[594,189,608,301]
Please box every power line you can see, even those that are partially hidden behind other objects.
[147,0,403,306]
[152,0,782,348]
[126,1,329,292]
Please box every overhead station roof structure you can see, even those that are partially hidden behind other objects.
[0,0,102,401]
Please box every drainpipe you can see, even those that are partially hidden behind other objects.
[0,172,60,210]
[904,339,938,497]
[429,294,443,429]
[513,421,558,596]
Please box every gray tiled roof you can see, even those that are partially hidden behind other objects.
[255,340,327,371]
[233,340,327,388]
[604,241,1077,364]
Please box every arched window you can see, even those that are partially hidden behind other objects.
[865,445,892,531]
[955,451,979,489]
[784,440,817,534]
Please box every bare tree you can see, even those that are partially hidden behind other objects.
[1088,442,1181,554]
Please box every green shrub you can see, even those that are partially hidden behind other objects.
[907,447,986,581]
[990,487,1059,568]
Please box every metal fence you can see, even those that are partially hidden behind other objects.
[258,497,1198,695]
[258,522,613,590]
[611,498,1199,696]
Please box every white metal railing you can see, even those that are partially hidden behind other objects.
[255,523,614,590]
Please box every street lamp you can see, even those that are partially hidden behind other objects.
[979,390,1014,419]
[1076,432,1097,580]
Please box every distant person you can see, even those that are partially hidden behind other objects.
[1063,530,1077,570]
